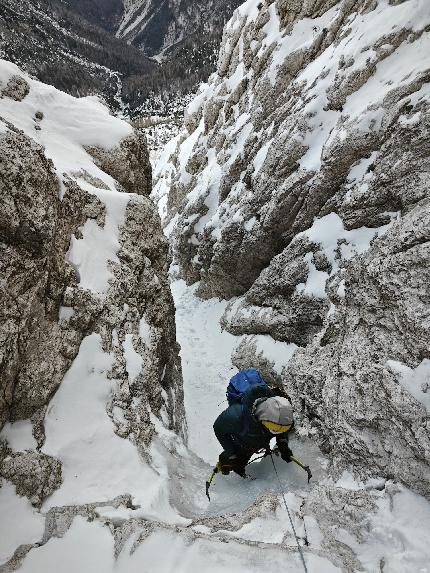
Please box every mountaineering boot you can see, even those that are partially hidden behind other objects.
[218,451,248,476]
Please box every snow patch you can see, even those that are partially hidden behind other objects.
[0,482,45,565]
[123,334,144,383]
[18,516,113,573]
[387,359,430,412]
[0,420,36,451]
[242,334,297,375]
[42,334,182,524]
[295,212,396,299]
[67,188,129,293]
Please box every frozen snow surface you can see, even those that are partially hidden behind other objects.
[0,483,45,566]
[0,421,36,452]
[171,280,240,463]
[387,359,430,413]
[42,334,176,522]
[2,276,430,572]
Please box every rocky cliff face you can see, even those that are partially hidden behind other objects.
[117,0,242,57]
[154,0,430,496]
[0,60,184,511]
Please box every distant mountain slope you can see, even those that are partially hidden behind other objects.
[63,0,124,33]
[0,0,155,112]
[0,0,242,115]
[119,0,244,114]
[116,0,243,58]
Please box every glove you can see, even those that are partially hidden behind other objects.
[219,452,246,476]
[277,442,293,463]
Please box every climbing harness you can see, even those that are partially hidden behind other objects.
[270,453,309,573]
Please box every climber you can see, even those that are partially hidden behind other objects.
[213,380,294,477]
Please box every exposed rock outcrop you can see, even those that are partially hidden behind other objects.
[158,0,429,298]
[0,127,83,427]
[0,451,62,508]
[0,61,184,508]
[0,75,29,101]
[155,0,430,496]
[86,130,152,196]
[287,198,430,497]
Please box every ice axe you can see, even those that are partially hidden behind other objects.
[290,455,312,483]
[271,448,313,483]
[205,462,221,501]
[206,450,312,501]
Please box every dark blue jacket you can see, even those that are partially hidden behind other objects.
[213,384,290,456]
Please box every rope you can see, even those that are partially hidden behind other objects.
[270,454,309,573]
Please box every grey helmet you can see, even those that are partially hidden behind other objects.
[254,396,293,434]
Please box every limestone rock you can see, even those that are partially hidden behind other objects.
[155,0,430,300]
[154,0,430,497]
[0,128,87,426]
[0,75,29,101]
[0,451,62,507]
[286,200,430,497]
[103,194,185,445]
[86,129,152,196]
[0,64,184,510]
[221,237,330,345]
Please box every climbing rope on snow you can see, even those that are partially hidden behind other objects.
[247,448,313,483]
[269,454,309,573]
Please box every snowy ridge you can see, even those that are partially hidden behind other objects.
[0,60,132,291]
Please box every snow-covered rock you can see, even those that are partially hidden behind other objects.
[287,200,430,497]
[155,0,430,496]
[0,58,184,517]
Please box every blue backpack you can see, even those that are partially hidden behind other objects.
[226,369,267,405]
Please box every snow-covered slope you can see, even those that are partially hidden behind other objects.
[154,0,430,497]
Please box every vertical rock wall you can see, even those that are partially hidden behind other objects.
[154,0,430,495]
[0,62,184,506]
